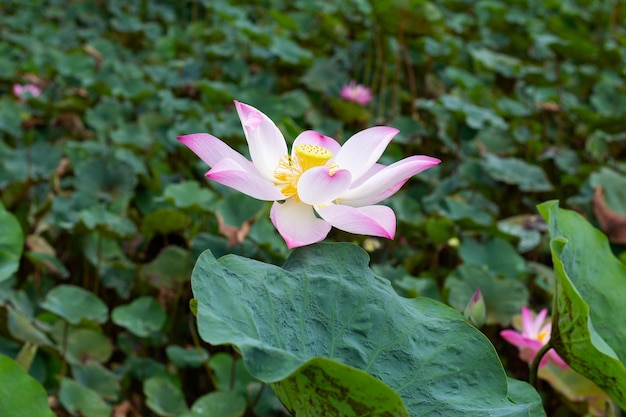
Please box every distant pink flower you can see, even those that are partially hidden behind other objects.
[340,81,373,106]
[13,83,42,101]
[178,100,440,249]
[501,306,568,369]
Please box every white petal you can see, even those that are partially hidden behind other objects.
[350,163,385,188]
[333,126,399,182]
[270,199,331,248]
[297,167,352,205]
[339,155,441,206]
[234,101,288,181]
[316,204,396,239]
[206,159,285,201]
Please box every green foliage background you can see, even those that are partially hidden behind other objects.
[1,0,625,415]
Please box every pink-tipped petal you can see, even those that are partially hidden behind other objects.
[292,131,342,157]
[206,159,285,201]
[316,204,396,239]
[177,133,253,171]
[522,307,547,339]
[270,199,331,249]
[339,155,441,206]
[297,167,352,206]
[500,330,527,349]
[548,350,569,369]
[520,307,536,337]
[334,126,399,182]
[234,101,287,180]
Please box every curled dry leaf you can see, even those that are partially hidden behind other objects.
[23,73,47,88]
[536,101,561,112]
[593,186,626,244]
[113,400,142,417]
[216,212,252,247]
[53,113,87,137]
[83,44,103,68]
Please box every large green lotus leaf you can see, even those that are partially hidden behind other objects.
[505,378,545,416]
[0,204,24,283]
[0,354,55,417]
[538,201,626,409]
[192,243,544,416]
[40,284,109,325]
[271,356,409,416]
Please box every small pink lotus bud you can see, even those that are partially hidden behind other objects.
[463,287,486,327]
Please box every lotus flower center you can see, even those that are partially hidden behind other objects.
[274,144,334,198]
[537,330,549,343]
[294,144,333,171]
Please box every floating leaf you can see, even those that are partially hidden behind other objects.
[40,285,108,324]
[72,361,121,401]
[192,243,544,416]
[482,154,553,192]
[459,237,527,279]
[188,391,246,417]
[139,246,190,289]
[144,375,189,417]
[215,193,265,228]
[160,182,217,211]
[539,201,626,410]
[497,215,543,253]
[0,354,55,417]
[62,328,113,365]
[209,353,255,395]
[141,208,191,238]
[112,297,166,337]
[590,72,626,118]
[0,204,24,283]
[74,157,138,201]
[59,378,111,417]
[77,205,137,238]
[440,95,508,130]
[7,308,53,347]
[471,48,523,77]
[445,264,529,326]
[166,345,209,369]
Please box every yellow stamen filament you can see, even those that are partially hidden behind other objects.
[274,144,334,198]
[538,330,549,343]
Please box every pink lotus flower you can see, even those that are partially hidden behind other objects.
[501,306,568,369]
[13,83,42,101]
[178,101,440,248]
[340,81,373,106]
